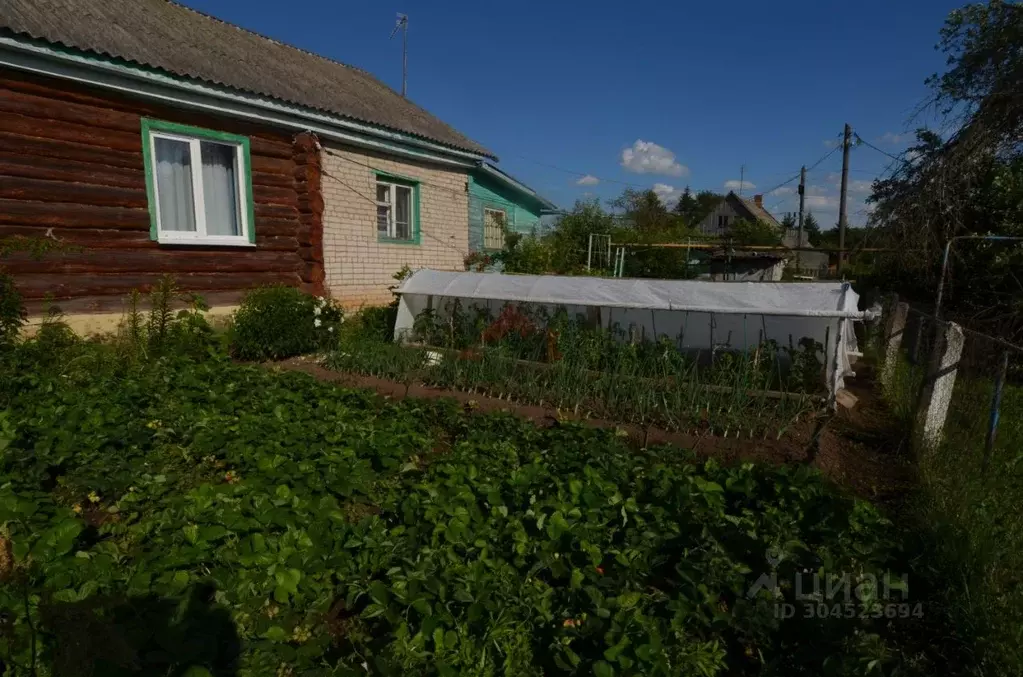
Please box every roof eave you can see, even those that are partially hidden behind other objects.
[477,163,559,212]
[0,31,495,164]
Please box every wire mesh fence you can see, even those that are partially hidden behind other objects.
[884,302,1023,474]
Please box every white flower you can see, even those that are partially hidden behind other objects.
[314,318,322,328]
[328,325,334,333]
[313,306,322,316]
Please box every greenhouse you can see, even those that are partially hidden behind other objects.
[393,270,875,399]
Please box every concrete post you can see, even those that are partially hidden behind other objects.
[915,320,965,448]
[881,301,909,388]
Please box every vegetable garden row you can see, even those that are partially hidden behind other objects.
[329,303,828,438]
[0,280,914,675]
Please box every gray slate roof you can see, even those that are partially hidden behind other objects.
[0,0,493,157]
[729,192,782,227]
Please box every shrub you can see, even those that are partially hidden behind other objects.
[118,277,219,363]
[229,285,343,361]
[0,271,25,350]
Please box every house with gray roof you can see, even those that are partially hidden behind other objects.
[0,0,542,325]
[696,192,829,278]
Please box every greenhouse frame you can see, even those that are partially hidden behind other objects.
[393,270,876,400]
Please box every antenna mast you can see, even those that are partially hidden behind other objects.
[390,13,408,97]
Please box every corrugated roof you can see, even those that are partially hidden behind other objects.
[0,0,493,157]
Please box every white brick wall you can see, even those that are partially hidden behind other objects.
[321,143,469,307]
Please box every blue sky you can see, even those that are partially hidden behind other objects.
[184,0,964,228]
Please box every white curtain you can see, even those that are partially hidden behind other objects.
[201,142,241,237]
[154,138,196,232]
[395,185,411,240]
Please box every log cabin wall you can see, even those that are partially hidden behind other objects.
[0,67,325,317]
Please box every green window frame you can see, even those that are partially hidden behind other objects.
[375,171,421,245]
[141,118,256,246]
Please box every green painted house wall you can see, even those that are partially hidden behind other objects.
[468,173,544,252]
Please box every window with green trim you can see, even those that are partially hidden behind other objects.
[375,175,419,243]
[142,118,255,246]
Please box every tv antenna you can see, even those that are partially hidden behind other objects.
[390,13,408,97]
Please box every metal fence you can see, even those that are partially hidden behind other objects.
[882,300,1023,473]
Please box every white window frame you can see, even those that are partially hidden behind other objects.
[483,207,507,250]
[376,179,416,242]
[147,129,253,247]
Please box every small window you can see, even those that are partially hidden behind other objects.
[142,119,253,246]
[718,215,730,228]
[483,208,506,250]
[376,177,418,242]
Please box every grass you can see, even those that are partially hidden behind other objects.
[881,349,1023,676]
[328,305,827,438]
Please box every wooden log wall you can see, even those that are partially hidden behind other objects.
[0,67,325,314]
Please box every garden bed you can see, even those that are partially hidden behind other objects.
[1,333,915,676]
[279,356,823,467]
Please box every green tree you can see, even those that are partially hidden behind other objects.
[780,213,797,230]
[802,212,822,247]
[867,2,1023,335]
[675,189,724,228]
[726,219,782,246]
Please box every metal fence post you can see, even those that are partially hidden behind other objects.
[982,350,1010,474]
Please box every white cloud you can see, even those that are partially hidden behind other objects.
[805,195,838,209]
[879,132,910,145]
[770,186,795,196]
[620,140,689,177]
[823,138,840,149]
[576,174,600,186]
[849,179,873,193]
[724,180,756,191]
[652,183,683,206]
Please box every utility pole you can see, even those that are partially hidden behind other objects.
[390,13,409,97]
[797,165,806,271]
[837,123,851,275]
[738,164,746,195]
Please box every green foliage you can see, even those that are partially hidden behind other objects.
[0,271,25,350]
[882,352,1023,676]
[0,340,905,675]
[115,277,219,363]
[675,188,724,229]
[726,219,783,247]
[331,304,827,436]
[229,286,343,361]
[802,212,822,247]
[498,192,705,279]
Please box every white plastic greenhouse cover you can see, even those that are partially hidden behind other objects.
[394,270,869,397]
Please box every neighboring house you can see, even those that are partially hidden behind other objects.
[696,192,782,238]
[695,192,828,276]
[468,164,560,253]
[0,0,497,328]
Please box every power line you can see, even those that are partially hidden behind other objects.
[319,164,469,256]
[853,133,905,162]
[508,153,649,188]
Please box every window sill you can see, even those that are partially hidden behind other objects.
[157,237,256,248]
[377,237,420,246]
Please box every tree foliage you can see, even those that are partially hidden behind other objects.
[675,188,724,228]
[725,219,782,246]
[867,1,1023,334]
